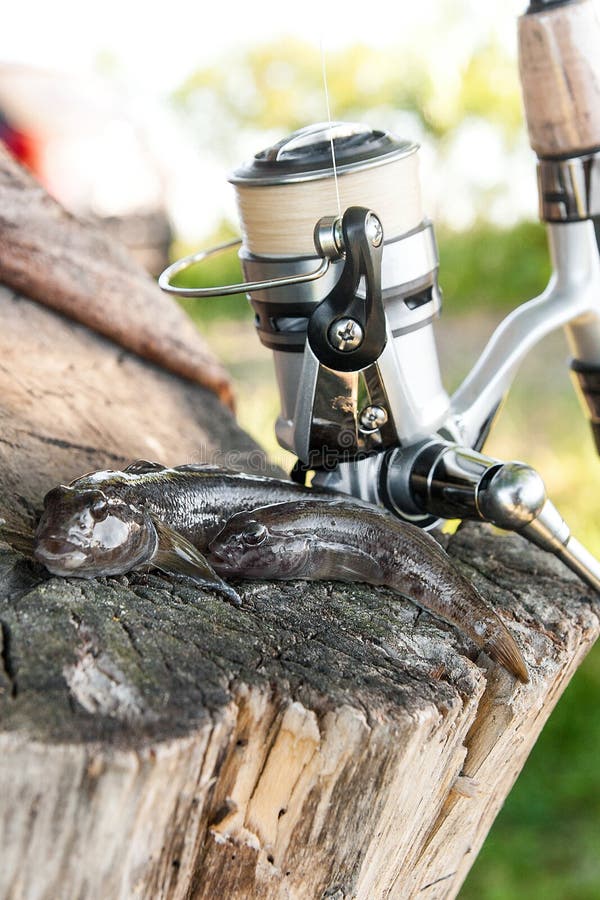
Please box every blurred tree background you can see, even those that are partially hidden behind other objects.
[166,12,600,898]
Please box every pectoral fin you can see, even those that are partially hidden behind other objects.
[318,542,384,583]
[151,517,241,606]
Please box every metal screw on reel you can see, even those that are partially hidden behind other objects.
[359,405,388,432]
[365,212,383,247]
[328,318,364,352]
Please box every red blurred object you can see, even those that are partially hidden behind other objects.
[0,64,173,275]
[0,111,41,174]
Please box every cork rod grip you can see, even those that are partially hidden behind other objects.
[518,0,600,158]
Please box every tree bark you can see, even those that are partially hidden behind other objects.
[0,284,267,536]
[0,144,233,407]
[0,289,598,899]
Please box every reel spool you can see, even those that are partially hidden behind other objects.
[160,121,450,482]
[230,121,422,255]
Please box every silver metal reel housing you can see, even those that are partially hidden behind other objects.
[229,122,450,463]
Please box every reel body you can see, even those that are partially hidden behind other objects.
[229,123,449,473]
[160,116,600,593]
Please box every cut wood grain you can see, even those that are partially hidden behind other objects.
[1,521,598,900]
[0,144,233,407]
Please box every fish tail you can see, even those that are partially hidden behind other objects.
[484,623,529,684]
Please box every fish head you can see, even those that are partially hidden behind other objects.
[208,507,311,578]
[34,485,157,577]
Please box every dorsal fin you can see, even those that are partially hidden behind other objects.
[123,459,165,474]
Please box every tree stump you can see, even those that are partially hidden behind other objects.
[0,148,598,896]
[0,285,599,899]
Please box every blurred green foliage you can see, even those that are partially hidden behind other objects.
[438,221,550,314]
[170,223,252,323]
[174,35,522,147]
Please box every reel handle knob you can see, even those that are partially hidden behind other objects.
[400,440,600,593]
[475,458,600,592]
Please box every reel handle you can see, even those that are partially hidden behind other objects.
[518,0,600,158]
[397,440,600,593]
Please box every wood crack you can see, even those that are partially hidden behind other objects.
[0,619,18,698]
[419,871,457,892]
[23,430,127,461]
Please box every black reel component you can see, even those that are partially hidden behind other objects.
[307,207,387,372]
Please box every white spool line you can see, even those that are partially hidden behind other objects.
[233,152,424,256]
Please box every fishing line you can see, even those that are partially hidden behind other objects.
[320,38,342,220]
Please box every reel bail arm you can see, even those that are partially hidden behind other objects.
[158,238,332,298]
[308,207,387,372]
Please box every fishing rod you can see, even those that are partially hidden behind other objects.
[160,0,600,593]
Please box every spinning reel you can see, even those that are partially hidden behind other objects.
[161,1,600,593]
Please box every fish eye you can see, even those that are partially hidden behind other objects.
[242,522,268,546]
[90,497,109,522]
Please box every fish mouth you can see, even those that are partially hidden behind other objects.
[206,546,234,574]
[34,536,88,572]
[207,545,224,562]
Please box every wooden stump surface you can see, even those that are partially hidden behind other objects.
[0,284,268,536]
[0,284,599,899]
